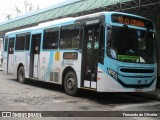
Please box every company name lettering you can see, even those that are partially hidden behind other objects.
[86,19,99,25]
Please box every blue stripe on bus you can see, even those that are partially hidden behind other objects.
[45,51,54,81]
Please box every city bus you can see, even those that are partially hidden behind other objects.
[3,12,157,96]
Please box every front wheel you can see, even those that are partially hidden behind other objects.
[64,71,78,96]
[17,66,26,83]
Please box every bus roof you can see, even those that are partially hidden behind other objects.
[5,11,152,36]
[38,18,75,28]
[5,17,75,36]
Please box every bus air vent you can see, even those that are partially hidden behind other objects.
[120,68,154,73]
[50,71,59,82]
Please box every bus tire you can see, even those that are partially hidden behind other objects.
[17,66,26,84]
[64,71,78,96]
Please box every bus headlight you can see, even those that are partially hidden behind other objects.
[107,68,118,80]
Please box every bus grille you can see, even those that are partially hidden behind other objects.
[50,71,59,82]
[120,68,154,73]
[118,67,155,88]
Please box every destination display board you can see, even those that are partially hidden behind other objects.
[111,14,153,29]
[63,52,78,60]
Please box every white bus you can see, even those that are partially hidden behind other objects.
[3,12,157,96]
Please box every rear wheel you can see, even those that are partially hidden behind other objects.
[64,71,78,96]
[17,66,26,83]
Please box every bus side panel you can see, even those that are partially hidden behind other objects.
[8,54,14,74]
[39,51,53,81]
[3,52,7,73]
[97,67,120,92]
[13,52,26,77]
[53,51,62,83]
[39,50,82,88]
[24,51,30,78]
[59,51,82,88]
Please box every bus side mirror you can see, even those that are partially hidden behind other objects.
[98,47,104,64]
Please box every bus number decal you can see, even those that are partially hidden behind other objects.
[55,52,60,61]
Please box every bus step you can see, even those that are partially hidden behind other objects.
[81,87,96,91]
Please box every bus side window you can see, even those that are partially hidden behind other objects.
[43,27,59,50]
[16,35,25,50]
[33,35,41,54]
[8,38,15,54]
[60,24,80,49]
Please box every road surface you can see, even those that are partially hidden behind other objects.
[0,71,159,120]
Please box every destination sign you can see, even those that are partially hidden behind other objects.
[63,52,78,60]
[111,14,153,29]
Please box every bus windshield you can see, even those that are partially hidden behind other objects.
[107,26,156,64]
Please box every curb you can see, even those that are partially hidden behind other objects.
[142,92,160,100]
[133,91,160,100]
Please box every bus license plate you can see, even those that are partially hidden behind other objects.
[135,89,143,92]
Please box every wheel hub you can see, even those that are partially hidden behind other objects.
[67,78,75,90]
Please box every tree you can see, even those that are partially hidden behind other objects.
[5,14,12,20]
[4,0,39,20]
[24,0,34,13]
[14,5,22,16]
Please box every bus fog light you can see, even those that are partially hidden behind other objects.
[107,68,118,80]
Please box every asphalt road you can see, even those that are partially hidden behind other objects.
[0,70,160,120]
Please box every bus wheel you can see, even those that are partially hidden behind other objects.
[17,66,26,83]
[64,71,78,96]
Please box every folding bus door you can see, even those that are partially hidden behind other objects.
[82,25,100,89]
[30,34,41,78]
[7,37,15,74]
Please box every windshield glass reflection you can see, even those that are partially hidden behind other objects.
[107,26,156,63]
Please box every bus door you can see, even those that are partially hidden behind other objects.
[82,25,100,89]
[30,34,41,78]
[7,38,15,74]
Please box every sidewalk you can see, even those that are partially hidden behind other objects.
[134,82,160,100]
[143,88,160,100]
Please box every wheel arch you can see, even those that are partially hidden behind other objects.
[62,66,77,87]
[17,63,24,79]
